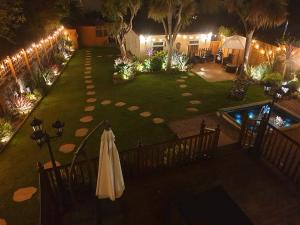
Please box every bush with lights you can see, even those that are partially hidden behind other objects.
[0,119,13,145]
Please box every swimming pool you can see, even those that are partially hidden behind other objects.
[219,101,300,130]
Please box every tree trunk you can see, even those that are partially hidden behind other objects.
[240,29,254,78]
[166,38,174,71]
[117,35,127,59]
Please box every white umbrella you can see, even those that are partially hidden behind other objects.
[222,35,246,50]
[96,128,125,201]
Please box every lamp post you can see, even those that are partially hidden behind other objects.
[30,117,66,207]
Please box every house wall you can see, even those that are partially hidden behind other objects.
[77,26,108,47]
[138,33,213,58]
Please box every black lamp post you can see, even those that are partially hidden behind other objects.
[30,117,66,207]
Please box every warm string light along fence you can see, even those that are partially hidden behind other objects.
[0,26,66,83]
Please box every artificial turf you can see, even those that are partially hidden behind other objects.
[0,47,268,225]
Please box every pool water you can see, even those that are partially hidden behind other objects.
[226,104,300,128]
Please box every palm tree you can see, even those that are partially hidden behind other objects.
[148,0,198,71]
[224,0,288,77]
[100,0,141,59]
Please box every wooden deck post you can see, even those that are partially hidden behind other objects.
[6,57,18,81]
[253,115,268,157]
[22,49,33,75]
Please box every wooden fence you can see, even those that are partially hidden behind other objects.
[240,117,300,184]
[38,122,220,225]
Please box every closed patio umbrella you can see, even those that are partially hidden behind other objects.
[222,35,246,65]
[96,127,125,201]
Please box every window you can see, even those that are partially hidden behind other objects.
[153,41,164,52]
[96,26,108,37]
[189,40,199,45]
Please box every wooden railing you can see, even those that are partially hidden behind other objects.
[38,121,220,225]
[240,117,300,184]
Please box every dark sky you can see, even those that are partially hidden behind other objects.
[132,0,300,43]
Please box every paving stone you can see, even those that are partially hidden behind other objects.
[186,107,199,112]
[189,100,201,105]
[101,100,112,105]
[179,84,187,88]
[84,80,93,84]
[43,161,61,169]
[153,117,165,124]
[86,85,95,89]
[86,98,97,103]
[97,55,103,58]
[181,92,193,97]
[80,116,93,123]
[13,187,37,202]
[84,75,92,79]
[75,128,89,137]
[84,71,91,75]
[85,67,92,70]
[128,106,140,111]
[176,79,185,83]
[181,76,188,79]
[86,91,96,96]
[59,144,76,153]
[0,218,7,225]
[140,111,151,117]
[84,105,95,111]
[115,102,126,107]
[188,73,195,76]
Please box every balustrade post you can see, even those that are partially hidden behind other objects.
[253,115,269,157]
[239,112,248,146]
[213,125,221,155]
[198,120,206,157]
[137,139,142,174]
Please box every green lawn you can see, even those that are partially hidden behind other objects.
[0,47,268,225]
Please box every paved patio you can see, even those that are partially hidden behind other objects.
[168,113,240,146]
[192,63,236,82]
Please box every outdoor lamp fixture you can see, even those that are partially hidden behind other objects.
[30,117,66,207]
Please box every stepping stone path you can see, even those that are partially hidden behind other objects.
[189,100,201,105]
[0,218,7,225]
[140,111,151,118]
[101,100,112,105]
[80,116,93,123]
[13,187,37,202]
[43,161,61,169]
[59,144,76,153]
[75,128,89,137]
[186,107,199,112]
[153,117,165,124]
[84,105,95,111]
[115,102,126,107]
[128,106,139,111]
[86,91,96,96]
[181,92,193,97]
[85,80,93,84]
[86,98,97,103]
[176,79,185,83]
[179,84,187,88]
[86,85,95,89]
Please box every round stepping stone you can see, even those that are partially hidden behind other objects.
[179,84,187,88]
[86,98,97,103]
[181,92,193,97]
[140,111,151,118]
[84,80,93,84]
[85,66,92,70]
[59,144,76,153]
[75,128,89,137]
[43,161,61,169]
[86,85,95,89]
[115,102,126,107]
[0,218,7,225]
[13,187,37,202]
[153,118,165,124]
[101,100,112,105]
[189,100,201,105]
[84,71,91,75]
[186,107,199,112]
[176,79,185,83]
[97,55,103,58]
[128,106,140,111]
[181,76,188,79]
[188,73,195,76]
[84,75,92,79]
[80,116,93,123]
[85,63,91,66]
[86,91,96,96]
[84,105,95,111]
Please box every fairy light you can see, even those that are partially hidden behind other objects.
[260,49,265,55]
[255,44,260,49]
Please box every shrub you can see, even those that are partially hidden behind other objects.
[114,58,135,80]
[172,52,190,71]
[263,72,283,86]
[150,51,167,72]
[7,95,34,115]
[245,63,271,80]
[53,52,66,65]
[286,81,300,93]
[0,119,12,143]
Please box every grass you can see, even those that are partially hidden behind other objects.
[0,47,268,225]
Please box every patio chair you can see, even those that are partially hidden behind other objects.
[223,54,234,66]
